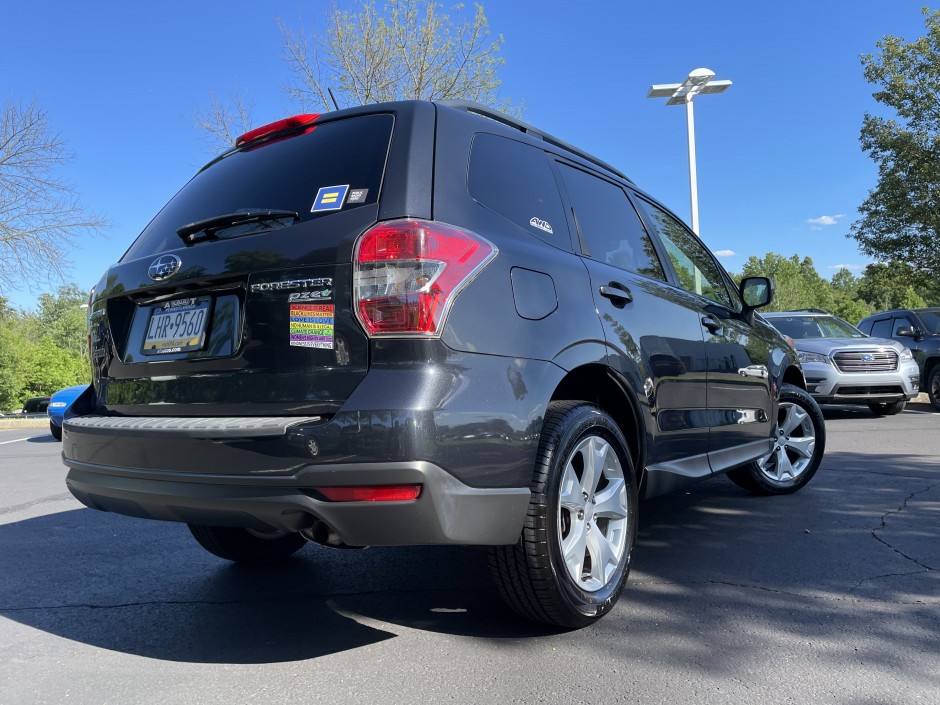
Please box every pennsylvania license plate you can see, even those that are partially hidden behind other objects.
[142,298,210,354]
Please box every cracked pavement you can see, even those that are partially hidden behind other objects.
[0,404,937,705]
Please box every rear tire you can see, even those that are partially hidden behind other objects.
[188,524,306,564]
[50,421,62,441]
[868,401,906,416]
[488,402,638,629]
[727,384,825,495]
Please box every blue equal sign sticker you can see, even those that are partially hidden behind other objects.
[311,185,350,212]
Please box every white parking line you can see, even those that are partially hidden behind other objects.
[0,436,36,445]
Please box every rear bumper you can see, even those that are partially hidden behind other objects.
[65,456,530,546]
[61,350,563,545]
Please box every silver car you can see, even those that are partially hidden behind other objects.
[762,311,919,415]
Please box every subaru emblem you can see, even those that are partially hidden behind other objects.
[148,254,182,281]
[861,353,875,362]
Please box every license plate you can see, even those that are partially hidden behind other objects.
[142,298,210,354]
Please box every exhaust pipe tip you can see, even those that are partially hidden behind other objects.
[300,518,362,549]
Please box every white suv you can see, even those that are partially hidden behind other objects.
[762,311,919,415]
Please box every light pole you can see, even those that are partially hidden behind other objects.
[647,68,731,235]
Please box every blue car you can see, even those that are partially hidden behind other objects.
[47,385,88,441]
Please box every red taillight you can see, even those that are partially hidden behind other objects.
[316,485,422,502]
[235,114,320,147]
[354,219,497,337]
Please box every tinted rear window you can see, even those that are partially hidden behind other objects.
[122,114,394,261]
[468,133,568,247]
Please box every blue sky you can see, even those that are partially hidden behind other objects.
[2,1,931,311]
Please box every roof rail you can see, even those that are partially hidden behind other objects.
[437,100,632,183]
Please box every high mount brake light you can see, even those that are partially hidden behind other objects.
[235,114,320,147]
[354,220,497,337]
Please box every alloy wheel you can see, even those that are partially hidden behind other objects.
[756,401,816,483]
[557,435,629,592]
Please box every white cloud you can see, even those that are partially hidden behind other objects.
[828,264,863,271]
[713,249,736,257]
[807,214,846,229]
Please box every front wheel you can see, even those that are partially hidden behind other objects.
[868,401,906,416]
[489,402,638,629]
[727,384,826,495]
[188,524,307,564]
[929,367,940,412]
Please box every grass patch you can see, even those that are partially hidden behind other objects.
[0,417,50,430]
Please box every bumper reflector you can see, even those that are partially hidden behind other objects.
[316,485,422,502]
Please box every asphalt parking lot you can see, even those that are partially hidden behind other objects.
[1,405,937,705]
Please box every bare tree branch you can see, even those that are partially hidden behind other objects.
[0,98,108,292]
[194,0,516,145]
[192,83,255,152]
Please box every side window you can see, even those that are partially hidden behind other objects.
[869,319,892,338]
[468,133,568,247]
[555,163,666,281]
[634,197,734,308]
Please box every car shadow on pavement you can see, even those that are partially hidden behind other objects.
[0,506,553,663]
[0,448,936,667]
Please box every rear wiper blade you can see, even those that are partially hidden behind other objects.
[177,209,299,243]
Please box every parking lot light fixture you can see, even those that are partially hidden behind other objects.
[647,68,732,234]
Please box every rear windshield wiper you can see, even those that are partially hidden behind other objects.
[177,209,300,243]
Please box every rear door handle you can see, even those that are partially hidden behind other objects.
[599,283,632,308]
[701,314,722,334]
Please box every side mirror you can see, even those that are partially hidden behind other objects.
[895,326,918,338]
[740,276,774,311]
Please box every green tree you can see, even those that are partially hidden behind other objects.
[36,284,89,359]
[851,8,940,275]
[828,268,873,324]
[196,0,514,150]
[0,320,26,408]
[0,284,90,409]
[19,337,86,398]
[857,261,927,311]
[740,253,834,312]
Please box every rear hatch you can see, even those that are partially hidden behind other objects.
[89,111,396,417]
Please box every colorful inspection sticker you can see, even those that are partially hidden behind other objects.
[289,303,334,349]
[311,185,350,212]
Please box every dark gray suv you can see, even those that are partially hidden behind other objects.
[62,100,825,628]
[857,308,940,410]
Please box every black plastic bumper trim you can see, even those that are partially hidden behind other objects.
[65,460,531,546]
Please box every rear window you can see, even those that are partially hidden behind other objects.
[122,113,394,261]
[468,133,568,248]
